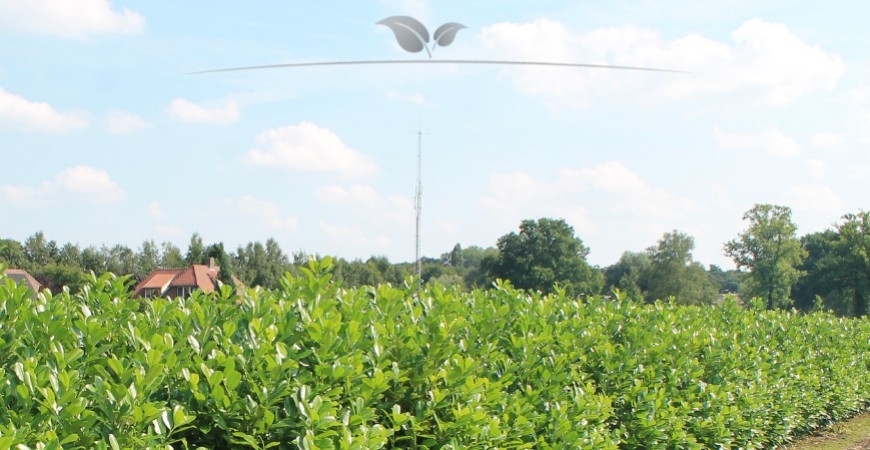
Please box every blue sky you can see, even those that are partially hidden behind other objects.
[1,1,868,269]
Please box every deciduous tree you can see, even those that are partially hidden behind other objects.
[136,240,161,279]
[207,242,236,287]
[604,251,650,301]
[161,242,185,268]
[0,238,28,269]
[833,212,870,316]
[185,233,206,265]
[645,231,719,305]
[23,231,58,267]
[724,204,806,309]
[488,218,602,296]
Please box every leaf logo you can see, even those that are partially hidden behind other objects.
[377,16,467,58]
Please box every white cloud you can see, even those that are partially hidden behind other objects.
[0,0,145,37]
[714,127,801,158]
[480,18,843,107]
[1,166,125,204]
[555,162,703,219]
[850,84,870,103]
[802,159,831,181]
[105,110,150,134]
[810,132,845,149]
[0,87,88,132]
[54,166,125,202]
[782,185,845,223]
[481,161,702,227]
[167,98,239,124]
[479,161,707,264]
[246,122,377,178]
[147,201,184,238]
[147,201,165,220]
[0,185,38,203]
[313,184,414,257]
[319,221,392,249]
[859,111,870,145]
[848,164,870,182]
[225,196,299,232]
[315,184,414,226]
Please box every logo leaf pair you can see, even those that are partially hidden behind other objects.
[377,16,466,58]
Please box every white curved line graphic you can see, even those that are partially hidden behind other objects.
[188,59,686,75]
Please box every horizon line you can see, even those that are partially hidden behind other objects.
[188,59,686,75]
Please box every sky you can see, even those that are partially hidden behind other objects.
[1,1,869,269]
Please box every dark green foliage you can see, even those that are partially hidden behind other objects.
[440,244,499,289]
[32,264,88,293]
[793,213,870,316]
[645,231,719,305]
[604,251,650,301]
[80,245,107,274]
[793,230,842,313]
[725,204,806,309]
[136,240,161,280]
[603,232,719,305]
[708,264,743,294]
[160,242,185,268]
[488,218,603,296]
[0,238,28,270]
[331,257,412,289]
[185,233,206,265]
[103,244,136,277]
[206,242,236,287]
[332,258,384,287]
[833,212,870,316]
[234,239,292,289]
[3,263,870,448]
[56,243,82,269]
[23,232,59,268]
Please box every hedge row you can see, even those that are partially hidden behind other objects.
[2,259,870,449]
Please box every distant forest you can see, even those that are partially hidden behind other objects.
[3,203,870,317]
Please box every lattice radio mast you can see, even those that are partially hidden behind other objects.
[414,128,424,287]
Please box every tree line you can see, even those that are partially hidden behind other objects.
[1,203,867,316]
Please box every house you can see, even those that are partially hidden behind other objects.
[134,258,224,298]
[3,268,41,298]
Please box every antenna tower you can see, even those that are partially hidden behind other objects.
[414,128,423,287]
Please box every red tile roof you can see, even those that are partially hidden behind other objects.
[133,264,221,297]
[192,265,219,293]
[170,267,197,287]
[137,269,184,289]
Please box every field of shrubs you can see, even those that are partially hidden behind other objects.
[2,258,870,449]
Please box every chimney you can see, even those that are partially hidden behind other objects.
[208,257,215,268]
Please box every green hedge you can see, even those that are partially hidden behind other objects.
[2,258,870,449]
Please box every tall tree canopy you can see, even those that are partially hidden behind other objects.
[604,232,720,304]
[833,212,870,316]
[185,233,206,265]
[724,204,806,309]
[488,218,602,296]
[161,242,185,268]
[645,230,719,305]
[795,213,870,316]
[792,230,842,313]
[603,251,650,301]
[234,239,291,289]
[206,242,236,287]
